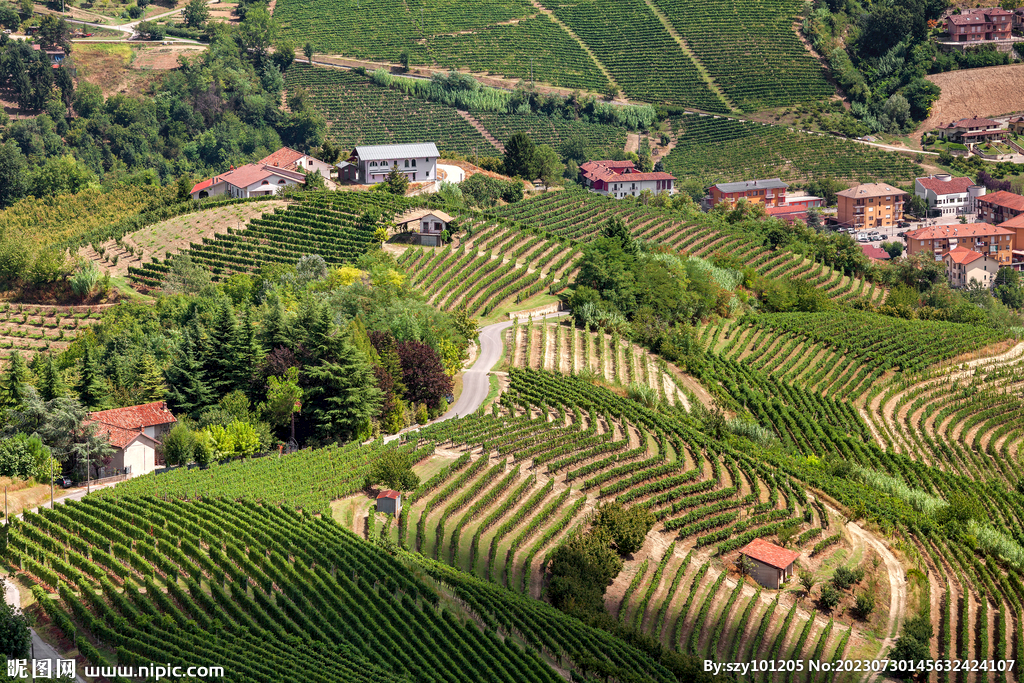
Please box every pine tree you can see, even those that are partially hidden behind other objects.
[164,329,213,418]
[260,295,290,350]
[303,338,382,440]
[0,351,31,410]
[204,300,241,398]
[230,306,264,393]
[133,354,166,403]
[75,346,110,410]
[36,355,68,401]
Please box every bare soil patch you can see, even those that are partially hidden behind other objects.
[922,64,1024,133]
[131,45,207,70]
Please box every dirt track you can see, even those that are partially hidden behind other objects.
[923,64,1024,131]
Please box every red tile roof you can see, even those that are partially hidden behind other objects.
[258,147,306,169]
[916,176,976,195]
[999,214,1024,229]
[87,401,176,449]
[190,178,214,195]
[939,115,1001,129]
[944,245,987,265]
[979,190,1024,212]
[580,160,675,184]
[377,490,401,499]
[860,244,891,260]
[906,223,1014,240]
[739,538,800,569]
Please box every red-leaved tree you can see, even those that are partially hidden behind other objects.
[397,340,452,410]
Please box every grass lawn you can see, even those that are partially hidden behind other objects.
[476,291,560,326]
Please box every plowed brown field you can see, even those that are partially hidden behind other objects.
[922,63,1024,130]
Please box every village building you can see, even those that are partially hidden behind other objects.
[376,490,402,515]
[581,160,676,198]
[905,223,1015,265]
[190,162,306,200]
[738,538,799,589]
[914,174,986,216]
[258,147,334,177]
[707,178,790,209]
[338,143,439,185]
[1009,116,1024,135]
[944,8,1013,43]
[860,244,892,263]
[836,183,907,231]
[394,208,454,247]
[943,245,1002,288]
[87,401,177,477]
[934,116,1005,144]
[977,190,1024,224]
[998,213,1024,255]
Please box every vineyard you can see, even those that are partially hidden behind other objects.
[649,0,832,111]
[488,190,887,303]
[663,115,924,183]
[0,304,104,363]
[470,111,626,156]
[284,67,501,155]
[127,192,416,289]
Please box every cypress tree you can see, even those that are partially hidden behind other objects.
[75,346,110,410]
[260,295,290,350]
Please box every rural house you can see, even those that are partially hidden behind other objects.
[581,160,676,198]
[977,190,1024,224]
[394,208,454,247]
[944,8,1012,43]
[738,538,799,589]
[190,163,306,200]
[905,223,1015,265]
[87,401,178,477]
[706,178,789,209]
[836,183,907,231]
[258,147,334,177]
[376,490,402,515]
[935,116,1005,144]
[339,143,439,185]
[943,245,1002,288]
[914,174,986,217]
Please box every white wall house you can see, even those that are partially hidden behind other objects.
[581,160,675,199]
[341,143,439,185]
[88,401,177,478]
[190,163,307,200]
[944,245,1001,288]
[915,174,986,216]
[259,147,334,177]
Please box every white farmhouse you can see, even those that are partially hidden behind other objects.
[581,160,676,199]
[87,401,178,477]
[914,174,986,217]
[338,143,439,185]
[190,162,307,200]
[259,147,335,178]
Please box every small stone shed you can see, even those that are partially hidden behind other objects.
[376,490,402,515]
[738,537,800,589]
[394,209,454,247]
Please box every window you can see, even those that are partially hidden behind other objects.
[404,160,409,168]
[261,180,269,185]
[411,159,417,167]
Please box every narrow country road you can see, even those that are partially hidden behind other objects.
[4,579,88,683]
[385,312,567,442]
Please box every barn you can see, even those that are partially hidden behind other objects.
[376,490,402,515]
[738,538,800,589]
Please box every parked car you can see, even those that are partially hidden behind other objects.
[871,234,885,242]
[857,234,871,243]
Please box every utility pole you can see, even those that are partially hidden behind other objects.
[50,458,54,509]
[86,456,90,494]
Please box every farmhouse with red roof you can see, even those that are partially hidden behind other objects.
[581,160,675,199]
[943,245,1001,288]
[945,8,1012,43]
[738,538,800,589]
[87,401,177,477]
[189,161,307,200]
[258,147,334,177]
[935,116,1005,144]
[376,489,402,515]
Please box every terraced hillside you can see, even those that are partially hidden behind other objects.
[128,192,415,289]
[0,304,105,363]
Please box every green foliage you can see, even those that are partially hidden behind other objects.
[163,422,196,467]
[504,132,537,180]
[819,584,841,611]
[384,164,410,196]
[593,502,656,557]
[369,446,420,491]
[831,565,864,591]
[548,527,624,617]
[0,600,30,660]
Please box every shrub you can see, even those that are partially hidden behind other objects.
[819,585,842,611]
[854,592,875,618]
[831,565,864,591]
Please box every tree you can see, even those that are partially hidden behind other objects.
[854,592,875,618]
[737,554,756,577]
[503,132,537,180]
[0,3,19,30]
[384,164,410,195]
[75,346,109,410]
[373,226,389,245]
[903,78,941,121]
[238,6,277,61]
[302,339,382,440]
[534,144,564,190]
[37,355,68,401]
[593,502,656,557]
[0,601,30,660]
[136,20,165,40]
[303,41,314,64]
[163,255,211,294]
[163,329,213,418]
[547,528,623,618]
[0,142,28,209]
[38,15,69,49]
[397,340,452,411]
[889,613,932,665]
[133,354,166,403]
[0,352,31,411]
[994,267,1024,309]
[799,570,817,599]
[182,0,210,27]
[819,584,842,611]
[259,367,302,428]
[368,446,419,491]
[831,565,864,591]
[162,421,195,466]
[399,50,409,71]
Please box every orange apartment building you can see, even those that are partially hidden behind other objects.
[977,190,1024,224]
[836,183,907,231]
[905,223,1015,266]
[707,178,790,209]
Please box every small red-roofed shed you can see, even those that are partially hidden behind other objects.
[739,538,800,589]
[376,489,402,515]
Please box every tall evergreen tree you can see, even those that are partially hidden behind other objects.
[204,300,241,398]
[36,355,68,402]
[164,329,213,418]
[303,338,382,441]
[230,306,264,392]
[260,295,290,349]
[133,354,166,404]
[0,351,31,410]
[74,346,110,410]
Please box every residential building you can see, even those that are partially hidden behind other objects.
[943,245,1001,288]
[934,116,1005,144]
[581,160,676,198]
[977,190,1024,224]
[998,213,1024,253]
[394,208,454,247]
[707,178,789,209]
[836,183,907,231]
[914,174,986,216]
[376,490,402,515]
[340,143,439,185]
[861,244,892,262]
[190,163,306,200]
[738,538,799,589]
[258,147,334,177]
[905,223,1015,265]
[87,401,177,477]
[1009,115,1024,135]
[945,8,1012,42]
